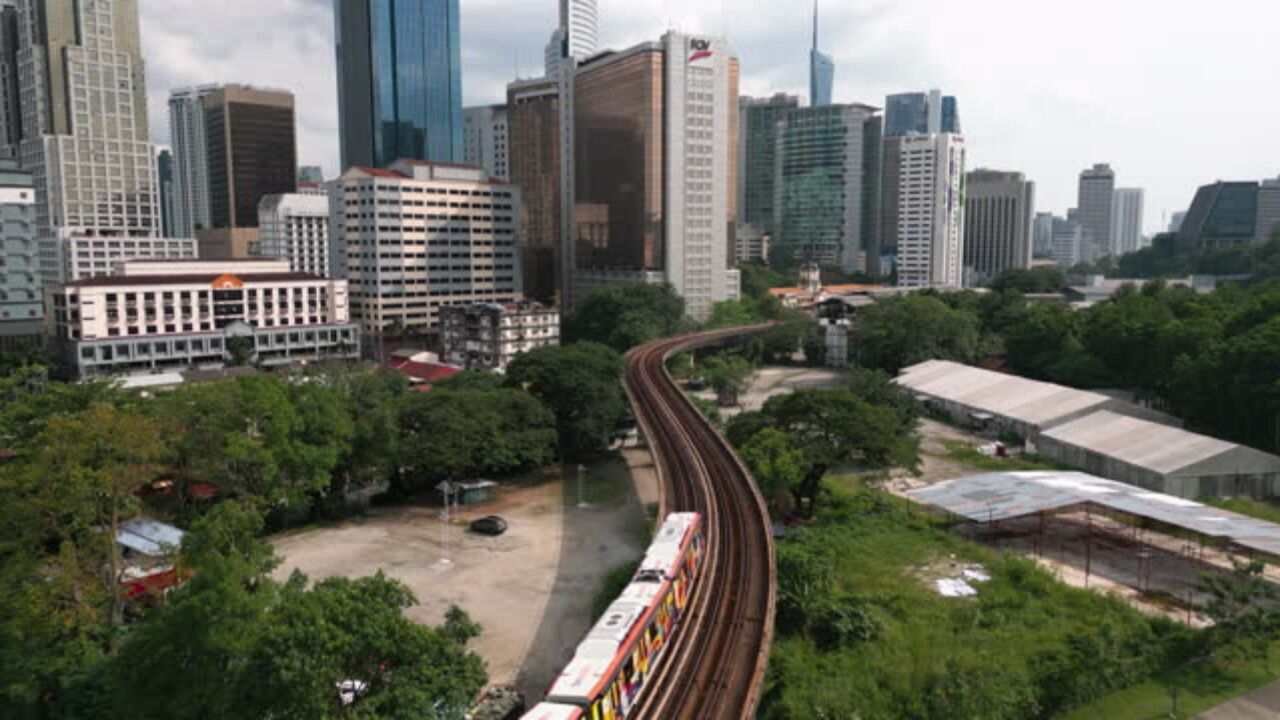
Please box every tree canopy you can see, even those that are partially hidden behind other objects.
[505,343,627,461]
[564,283,687,352]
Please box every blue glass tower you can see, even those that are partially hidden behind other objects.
[336,0,463,170]
[884,91,960,137]
[809,1,833,107]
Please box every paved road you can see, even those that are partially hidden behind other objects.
[1198,679,1280,719]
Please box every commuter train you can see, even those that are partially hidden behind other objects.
[520,512,704,720]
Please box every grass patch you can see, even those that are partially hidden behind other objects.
[1208,497,1280,526]
[1060,640,1280,719]
[591,560,640,621]
[942,440,1066,472]
[761,481,1218,720]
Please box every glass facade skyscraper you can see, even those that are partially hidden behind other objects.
[773,104,881,272]
[335,0,463,170]
[884,91,960,137]
[809,1,833,107]
[738,94,799,234]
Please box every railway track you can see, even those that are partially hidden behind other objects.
[622,327,776,720]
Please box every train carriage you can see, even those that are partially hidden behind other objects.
[521,513,703,720]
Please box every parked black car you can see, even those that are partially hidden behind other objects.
[469,515,508,536]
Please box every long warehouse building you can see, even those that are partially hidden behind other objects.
[1039,411,1280,499]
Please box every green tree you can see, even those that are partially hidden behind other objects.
[851,295,982,372]
[701,353,754,407]
[1198,560,1280,664]
[0,404,164,714]
[110,502,279,720]
[761,389,920,515]
[243,574,486,720]
[740,428,805,516]
[505,343,626,460]
[399,388,556,489]
[565,283,686,352]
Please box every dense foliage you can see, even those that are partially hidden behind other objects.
[847,278,1280,454]
[564,283,687,352]
[1073,232,1280,281]
[505,343,627,461]
[0,349,628,717]
[727,368,920,516]
[760,485,1197,720]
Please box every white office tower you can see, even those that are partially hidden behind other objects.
[1111,188,1146,255]
[16,0,188,287]
[663,31,740,320]
[462,104,510,181]
[545,0,597,74]
[330,160,523,334]
[257,193,331,277]
[167,85,218,238]
[895,133,966,288]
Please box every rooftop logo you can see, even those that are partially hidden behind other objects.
[689,38,712,63]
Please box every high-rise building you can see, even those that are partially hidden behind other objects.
[738,93,798,235]
[18,0,172,288]
[809,0,833,107]
[191,85,296,261]
[773,103,881,273]
[257,193,331,277]
[297,165,324,184]
[1177,181,1263,250]
[1258,177,1280,245]
[1052,215,1085,267]
[463,104,510,181]
[1077,164,1116,256]
[894,133,966,288]
[0,160,38,346]
[963,169,1035,284]
[329,161,522,336]
[1111,187,1145,255]
[1033,212,1055,259]
[1168,211,1187,233]
[884,90,960,137]
[168,85,218,238]
[572,32,740,321]
[0,0,19,160]
[156,147,175,238]
[335,0,463,170]
[507,76,561,304]
[545,0,598,74]
[202,85,296,231]
[734,224,769,264]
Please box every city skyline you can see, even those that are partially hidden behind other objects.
[137,0,1278,237]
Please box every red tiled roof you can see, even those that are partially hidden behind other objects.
[351,166,406,178]
[387,358,462,385]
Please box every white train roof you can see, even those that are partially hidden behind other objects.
[637,512,698,578]
[547,581,663,702]
[520,703,583,720]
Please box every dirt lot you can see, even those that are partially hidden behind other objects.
[271,456,651,702]
[690,365,846,419]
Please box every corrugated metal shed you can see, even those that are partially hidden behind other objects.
[1041,410,1267,476]
[908,471,1280,558]
[896,360,1115,431]
[117,518,185,557]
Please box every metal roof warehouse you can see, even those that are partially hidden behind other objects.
[1039,411,1280,499]
[908,471,1280,560]
[895,360,1120,439]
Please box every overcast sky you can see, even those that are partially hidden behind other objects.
[140,0,1279,235]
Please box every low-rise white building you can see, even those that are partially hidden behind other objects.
[51,259,359,378]
[440,300,560,371]
[329,161,523,335]
[257,193,332,277]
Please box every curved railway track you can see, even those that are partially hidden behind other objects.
[623,327,776,720]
